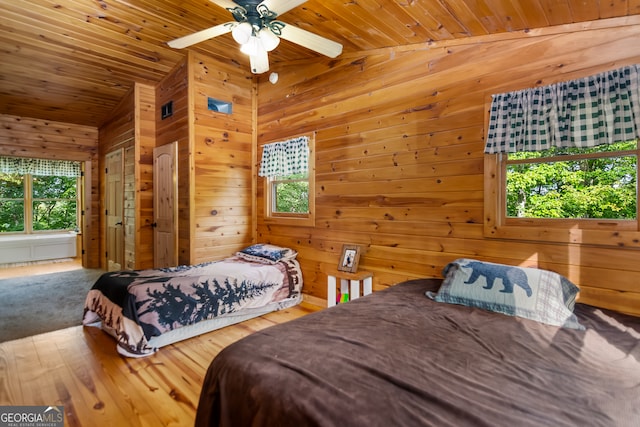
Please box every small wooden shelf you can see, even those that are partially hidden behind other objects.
[325,268,373,308]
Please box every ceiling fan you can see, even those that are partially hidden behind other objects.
[167,0,343,74]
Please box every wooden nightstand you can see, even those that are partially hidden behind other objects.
[325,268,373,307]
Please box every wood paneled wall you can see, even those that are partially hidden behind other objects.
[134,83,156,269]
[156,59,191,264]
[99,83,155,270]
[256,20,640,315]
[0,114,100,267]
[156,53,254,265]
[189,51,255,263]
[99,88,133,270]
[123,146,136,268]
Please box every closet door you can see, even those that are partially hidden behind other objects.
[105,149,124,271]
[153,141,178,268]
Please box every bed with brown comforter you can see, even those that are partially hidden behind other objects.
[195,277,640,427]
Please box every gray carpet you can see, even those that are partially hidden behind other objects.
[0,268,105,342]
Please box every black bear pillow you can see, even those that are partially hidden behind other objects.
[426,258,583,329]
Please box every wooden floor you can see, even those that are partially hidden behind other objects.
[0,260,321,426]
[0,258,85,279]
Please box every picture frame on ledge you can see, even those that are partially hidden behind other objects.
[338,244,361,273]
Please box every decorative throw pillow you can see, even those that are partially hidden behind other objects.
[426,258,584,330]
[236,244,298,265]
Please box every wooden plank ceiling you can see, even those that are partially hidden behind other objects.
[1,0,639,127]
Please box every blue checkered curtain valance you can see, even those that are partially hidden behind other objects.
[258,136,309,177]
[0,156,81,177]
[485,64,640,154]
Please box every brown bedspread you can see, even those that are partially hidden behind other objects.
[195,279,640,427]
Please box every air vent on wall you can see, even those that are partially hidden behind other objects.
[208,97,232,114]
[161,101,173,119]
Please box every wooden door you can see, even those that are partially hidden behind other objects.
[105,149,124,271]
[153,142,178,268]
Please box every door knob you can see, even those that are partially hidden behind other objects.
[115,221,123,226]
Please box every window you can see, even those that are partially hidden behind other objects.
[0,173,25,232]
[484,65,640,246]
[505,141,637,220]
[259,134,315,226]
[31,175,79,231]
[270,173,309,214]
[0,157,80,234]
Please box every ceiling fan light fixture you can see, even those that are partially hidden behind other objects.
[240,36,264,56]
[250,48,270,74]
[258,27,280,51]
[231,22,252,45]
[167,0,343,74]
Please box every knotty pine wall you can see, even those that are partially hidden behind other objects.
[98,83,155,270]
[256,20,640,315]
[134,83,156,269]
[0,114,100,267]
[157,52,254,265]
[156,59,190,264]
[190,51,255,262]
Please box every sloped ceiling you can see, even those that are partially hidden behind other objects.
[1,0,639,127]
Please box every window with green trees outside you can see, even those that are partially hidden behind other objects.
[0,173,78,233]
[505,140,637,220]
[271,172,309,214]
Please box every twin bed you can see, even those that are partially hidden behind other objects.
[83,244,302,357]
[194,258,640,427]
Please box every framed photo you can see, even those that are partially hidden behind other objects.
[338,244,361,273]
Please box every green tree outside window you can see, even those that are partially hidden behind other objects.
[0,173,78,233]
[273,173,309,213]
[506,140,637,219]
[0,173,25,232]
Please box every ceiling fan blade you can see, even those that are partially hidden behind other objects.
[208,0,242,11]
[278,23,343,58]
[167,22,236,49]
[249,49,270,74]
[258,0,307,16]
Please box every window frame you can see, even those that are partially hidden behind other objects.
[484,148,640,247]
[505,147,637,222]
[0,172,80,235]
[482,66,640,249]
[262,133,315,227]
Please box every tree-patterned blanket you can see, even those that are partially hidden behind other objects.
[83,256,302,357]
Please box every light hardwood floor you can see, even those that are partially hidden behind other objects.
[0,258,84,279]
[0,260,321,426]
